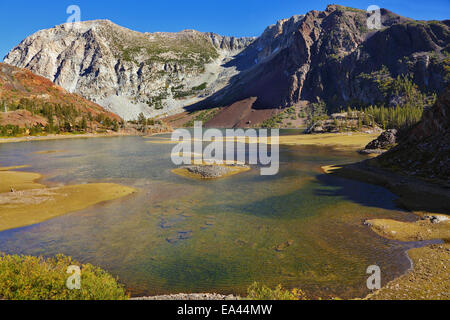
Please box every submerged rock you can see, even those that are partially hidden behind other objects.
[160,220,174,229]
[166,231,193,244]
[275,240,295,252]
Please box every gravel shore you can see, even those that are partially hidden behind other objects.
[132,293,239,300]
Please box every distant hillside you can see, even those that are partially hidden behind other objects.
[0,63,122,136]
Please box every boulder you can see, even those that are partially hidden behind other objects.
[365,129,398,150]
[422,215,449,224]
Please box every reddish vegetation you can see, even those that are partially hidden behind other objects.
[0,63,120,128]
[0,110,47,127]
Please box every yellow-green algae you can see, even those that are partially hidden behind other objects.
[0,170,45,193]
[0,165,32,171]
[0,167,136,232]
[32,150,65,155]
[276,133,379,149]
[147,133,378,150]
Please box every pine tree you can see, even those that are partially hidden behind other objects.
[81,117,87,131]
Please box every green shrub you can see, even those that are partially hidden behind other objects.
[0,254,129,300]
[0,124,25,137]
[192,82,207,91]
[173,83,208,99]
[184,108,220,127]
[261,114,284,128]
[246,282,307,300]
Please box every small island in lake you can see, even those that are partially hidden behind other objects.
[172,163,251,180]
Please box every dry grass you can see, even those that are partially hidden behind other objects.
[0,132,133,144]
[365,218,450,300]
[367,243,450,300]
[147,133,378,150]
[276,133,379,149]
[367,218,450,242]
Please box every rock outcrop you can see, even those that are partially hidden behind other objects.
[365,129,398,150]
[376,86,450,182]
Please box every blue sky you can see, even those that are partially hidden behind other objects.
[1,0,449,60]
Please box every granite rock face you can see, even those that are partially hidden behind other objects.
[4,20,254,120]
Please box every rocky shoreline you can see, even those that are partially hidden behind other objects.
[0,128,175,145]
[0,132,137,144]
[323,160,450,213]
[186,164,250,179]
[173,163,251,180]
[323,160,449,300]
[132,293,239,301]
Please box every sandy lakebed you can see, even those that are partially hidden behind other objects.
[0,166,137,232]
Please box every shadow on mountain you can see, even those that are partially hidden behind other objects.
[185,46,296,116]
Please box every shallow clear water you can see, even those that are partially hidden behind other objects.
[0,134,420,298]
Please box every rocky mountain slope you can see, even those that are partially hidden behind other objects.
[4,5,449,124]
[203,5,449,111]
[0,63,121,133]
[375,85,449,183]
[4,20,254,120]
